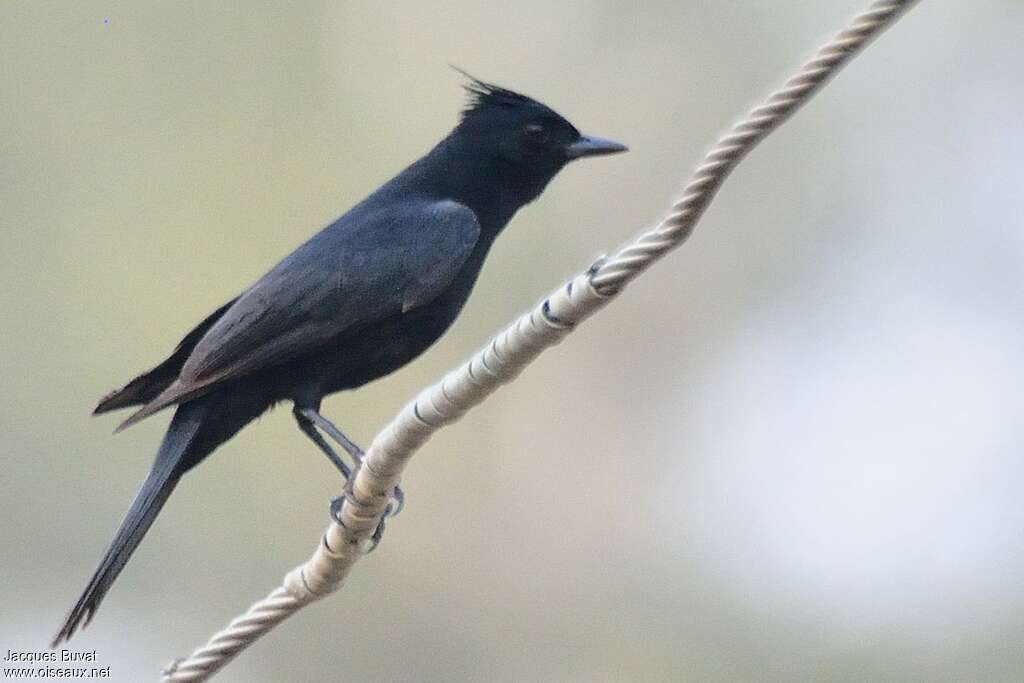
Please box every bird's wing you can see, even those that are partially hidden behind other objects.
[94,295,241,414]
[118,199,480,429]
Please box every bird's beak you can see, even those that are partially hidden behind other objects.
[564,134,629,160]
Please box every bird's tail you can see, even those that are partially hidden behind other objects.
[51,406,204,647]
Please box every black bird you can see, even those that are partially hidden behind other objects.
[52,74,626,646]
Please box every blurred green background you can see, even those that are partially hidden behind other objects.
[3,1,1024,681]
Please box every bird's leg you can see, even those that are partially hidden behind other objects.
[294,408,352,479]
[295,407,391,546]
[296,407,365,464]
[294,406,405,524]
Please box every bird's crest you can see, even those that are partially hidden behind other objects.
[453,67,539,120]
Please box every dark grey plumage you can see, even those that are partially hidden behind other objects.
[53,74,626,646]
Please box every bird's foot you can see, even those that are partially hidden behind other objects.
[328,495,391,552]
[294,406,405,518]
[328,477,402,552]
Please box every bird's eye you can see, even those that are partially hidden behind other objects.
[524,123,548,143]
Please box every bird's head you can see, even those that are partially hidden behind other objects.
[449,71,627,205]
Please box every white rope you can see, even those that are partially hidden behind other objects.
[161,2,920,679]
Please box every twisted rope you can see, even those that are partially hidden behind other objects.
[162,1,920,679]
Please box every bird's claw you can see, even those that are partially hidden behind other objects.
[367,510,388,552]
[329,484,402,552]
[388,485,405,517]
[329,493,347,526]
